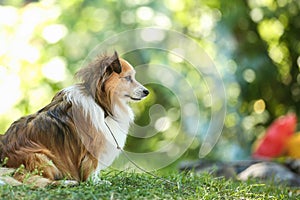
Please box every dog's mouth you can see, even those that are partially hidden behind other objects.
[125,89,149,101]
[125,95,142,101]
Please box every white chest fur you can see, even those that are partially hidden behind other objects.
[64,85,133,179]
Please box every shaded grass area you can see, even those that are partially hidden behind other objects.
[0,170,299,199]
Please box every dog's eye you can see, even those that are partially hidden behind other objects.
[124,76,132,82]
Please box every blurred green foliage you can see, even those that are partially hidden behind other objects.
[0,0,300,163]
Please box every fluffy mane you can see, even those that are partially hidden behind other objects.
[75,52,121,116]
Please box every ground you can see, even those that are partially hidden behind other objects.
[0,170,299,199]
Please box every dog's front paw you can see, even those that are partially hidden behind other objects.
[60,180,79,186]
[90,175,111,185]
[52,180,79,187]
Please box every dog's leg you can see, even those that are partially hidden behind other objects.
[0,167,54,187]
[11,153,79,188]
[13,173,78,188]
[24,153,63,180]
[79,154,98,181]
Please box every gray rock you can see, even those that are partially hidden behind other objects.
[180,159,300,187]
[179,160,260,179]
[0,167,15,176]
[0,176,22,186]
[238,162,300,187]
[285,159,300,174]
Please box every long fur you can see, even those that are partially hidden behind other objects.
[0,52,149,185]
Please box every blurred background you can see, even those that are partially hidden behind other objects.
[0,0,300,168]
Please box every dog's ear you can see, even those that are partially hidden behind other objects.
[110,51,122,74]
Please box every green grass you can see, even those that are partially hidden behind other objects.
[0,170,299,200]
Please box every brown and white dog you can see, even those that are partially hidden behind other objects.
[0,51,149,185]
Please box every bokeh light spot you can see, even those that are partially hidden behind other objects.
[136,6,154,21]
[253,99,266,114]
[42,24,68,44]
[243,69,256,83]
[155,117,171,132]
[250,8,264,22]
[42,57,67,82]
[0,67,21,114]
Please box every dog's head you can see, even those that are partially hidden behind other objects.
[76,51,149,116]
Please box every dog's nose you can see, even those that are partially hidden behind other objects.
[143,89,149,96]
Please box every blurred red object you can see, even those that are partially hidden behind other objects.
[252,113,297,159]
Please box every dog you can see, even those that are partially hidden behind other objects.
[0,51,149,186]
